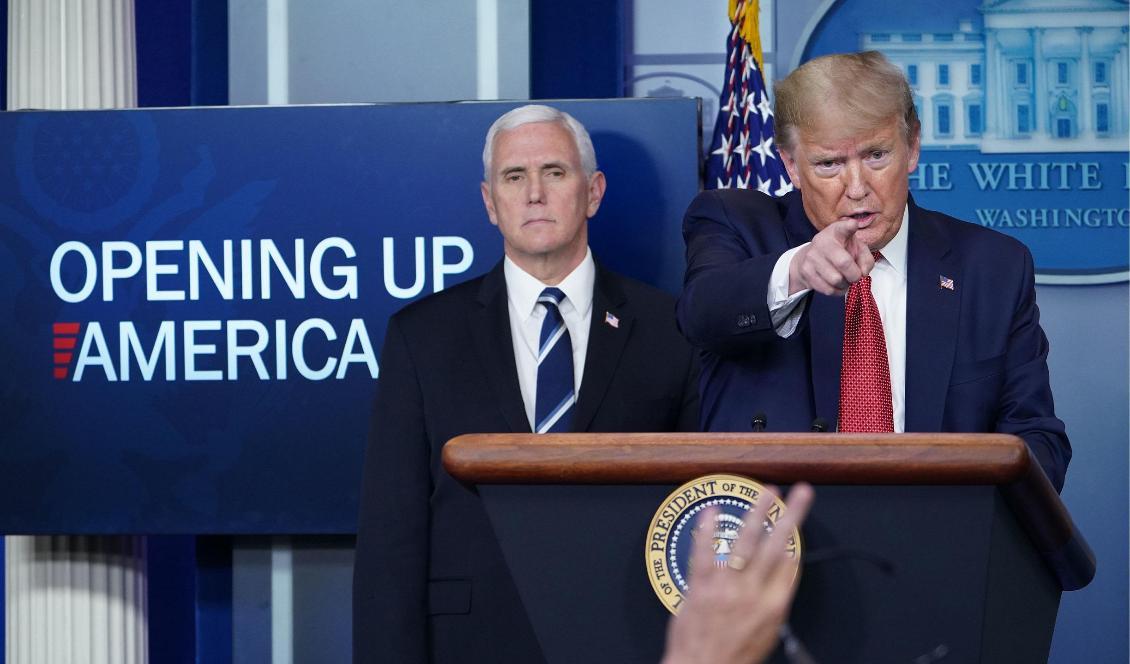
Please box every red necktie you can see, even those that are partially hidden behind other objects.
[839,255,894,433]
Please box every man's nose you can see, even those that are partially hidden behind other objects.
[843,161,867,200]
[527,174,545,204]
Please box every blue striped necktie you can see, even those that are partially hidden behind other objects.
[534,287,575,433]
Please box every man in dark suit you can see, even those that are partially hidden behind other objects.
[353,105,699,663]
[677,51,1070,491]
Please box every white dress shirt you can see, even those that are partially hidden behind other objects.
[505,249,595,431]
[767,206,909,431]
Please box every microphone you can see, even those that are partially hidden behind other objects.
[750,412,767,432]
[810,417,828,433]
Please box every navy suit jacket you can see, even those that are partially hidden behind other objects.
[676,188,1069,491]
[353,259,699,664]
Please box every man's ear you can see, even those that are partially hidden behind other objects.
[779,148,801,189]
[906,131,922,176]
[585,171,607,218]
[480,181,498,226]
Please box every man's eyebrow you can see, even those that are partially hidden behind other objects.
[860,140,894,155]
[499,161,571,177]
[807,151,843,163]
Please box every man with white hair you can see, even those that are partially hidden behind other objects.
[354,104,699,663]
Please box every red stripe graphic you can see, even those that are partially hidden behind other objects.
[53,321,82,380]
[53,337,77,350]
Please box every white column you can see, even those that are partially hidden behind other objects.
[994,31,1013,137]
[1122,29,1129,134]
[1114,29,1127,134]
[1111,42,1121,134]
[265,0,288,104]
[475,0,499,99]
[1078,27,1093,137]
[8,0,137,109]
[1112,46,1121,134]
[985,31,999,137]
[271,537,293,664]
[1032,28,1045,135]
[1001,37,1012,136]
[5,1,147,663]
[6,537,148,664]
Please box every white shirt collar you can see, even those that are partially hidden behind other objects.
[876,205,909,276]
[504,248,595,320]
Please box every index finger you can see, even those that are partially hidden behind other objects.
[770,483,814,540]
[738,483,814,578]
[826,219,862,243]
[749,483,815,580]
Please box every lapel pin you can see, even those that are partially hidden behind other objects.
[604,311,620,328]
[939,275,955,291]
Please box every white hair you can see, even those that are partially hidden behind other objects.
[481,104,598,182]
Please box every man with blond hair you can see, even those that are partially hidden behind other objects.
[677,51,1070,491]
[354,104,699,663]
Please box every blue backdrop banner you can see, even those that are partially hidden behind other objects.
[0,99,700,533]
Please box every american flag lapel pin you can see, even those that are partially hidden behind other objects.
[604,311,620,328]
[939,275,955,291]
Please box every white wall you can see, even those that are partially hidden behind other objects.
[228,0,529,105]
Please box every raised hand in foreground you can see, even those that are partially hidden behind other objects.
[661,483,815,664]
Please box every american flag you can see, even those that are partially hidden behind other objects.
[705,0,792,195]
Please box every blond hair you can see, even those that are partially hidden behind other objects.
[774,51,920,152]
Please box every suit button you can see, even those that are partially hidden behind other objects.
[736,313,757,328]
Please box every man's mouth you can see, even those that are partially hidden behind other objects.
[846,211,876,225]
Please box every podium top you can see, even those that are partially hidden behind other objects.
[443,432,1030,485]
[443,432,1095,591]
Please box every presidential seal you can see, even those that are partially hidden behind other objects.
[645,474,802,614]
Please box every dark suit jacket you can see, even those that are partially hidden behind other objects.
[353,259,699,664]
[676,188,1070,491]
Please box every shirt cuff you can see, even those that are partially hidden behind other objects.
[768,243,811,338]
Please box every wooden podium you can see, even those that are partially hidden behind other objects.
[443,433,1094,664]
